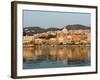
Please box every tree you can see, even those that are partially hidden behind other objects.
[47,34,56,39]
[23,31,26,36]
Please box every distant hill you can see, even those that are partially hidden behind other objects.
[23,26,61,36]
[65,24,90,30]
[47,27,61,31]
[23,26,44,35]
[23,24,90,36]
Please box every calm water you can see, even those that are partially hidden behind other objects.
[23,45,91,69]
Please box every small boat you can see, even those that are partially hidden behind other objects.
[23,44,35,48]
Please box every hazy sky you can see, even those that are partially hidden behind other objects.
[23,10,91,28]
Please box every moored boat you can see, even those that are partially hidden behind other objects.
[23,44,35,48]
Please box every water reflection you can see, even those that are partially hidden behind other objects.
[23,45,90,69]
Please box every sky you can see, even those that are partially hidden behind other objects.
[23,10,91,28]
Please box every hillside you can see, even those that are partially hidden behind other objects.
[65,24,90,30]
[23,24,90,36]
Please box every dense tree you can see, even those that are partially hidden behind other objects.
[23,31,26,36]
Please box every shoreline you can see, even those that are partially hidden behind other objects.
[23,44,91,48]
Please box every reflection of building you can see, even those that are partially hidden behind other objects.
[68,46,90,61]
[57,47,68,64]
[23,48,36,61]
[23,45,90,66]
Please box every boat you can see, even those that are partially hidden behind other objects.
[23,44,35,48]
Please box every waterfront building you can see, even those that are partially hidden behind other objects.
[23,36,33,44]
[48,38,57,45]
[34,39,46,45]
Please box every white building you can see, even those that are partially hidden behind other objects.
[62,27,68,34]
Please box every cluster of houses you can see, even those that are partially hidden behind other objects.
[23,27,91,46]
